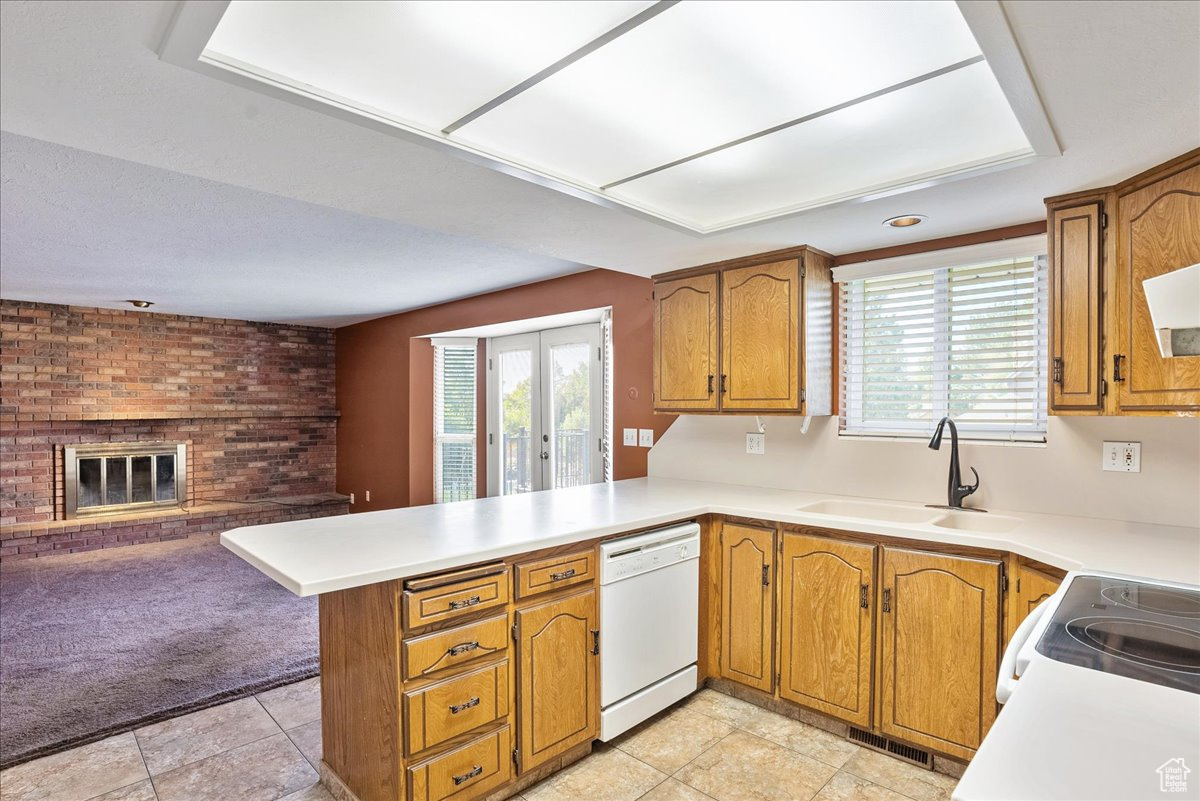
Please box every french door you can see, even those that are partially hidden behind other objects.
[487,324,604,496]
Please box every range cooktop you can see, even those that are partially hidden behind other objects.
[1035,575,1200,694]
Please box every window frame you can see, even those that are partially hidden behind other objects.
[432,339,479,504]
[838,251,1049,444]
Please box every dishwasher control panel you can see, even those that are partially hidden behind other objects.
[599,523,701,584]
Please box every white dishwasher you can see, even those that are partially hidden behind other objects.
[598,521,700,740]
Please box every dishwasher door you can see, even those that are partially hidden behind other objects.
[600,555,699,708]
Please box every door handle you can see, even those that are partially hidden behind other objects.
[1112,354,1125,383]
[761,565,770,587]
[591,629,600,655]
[720,374,728,394]
[1052,357,1063,385]
[860,584,869,609]
[540,451,549,460]
[707,374,714,394]
[882,588,892,613]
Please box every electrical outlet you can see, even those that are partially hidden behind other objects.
[365,490,371,502]
[349,492,355,505]
[1103,441,1141,473]
[639,428,654,447]
[746,432,765,455]
[623,428,638,446]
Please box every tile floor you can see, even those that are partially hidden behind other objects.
[0,681,958,801]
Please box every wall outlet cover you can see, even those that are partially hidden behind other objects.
[638,428,654,447]
[746,432,766,455]
[623,428,638,446]
[1102,441,1141,473]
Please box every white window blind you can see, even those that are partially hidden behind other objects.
[840,255,1048,442]
[434,344,477,503]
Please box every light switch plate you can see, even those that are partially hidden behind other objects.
[1103,441,1141,473]
[638,428,654,447]
[623,428,638,446]
[746,432,765,455]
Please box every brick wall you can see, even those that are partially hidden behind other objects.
[0,300,345,559]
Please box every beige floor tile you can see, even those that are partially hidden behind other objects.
[675,730,837,801]
[278,783,335,801]
[523,745,667,801]
[841,750,958,801]
[638,777,717,801]
[86,779,158,801]
[257,678,322,730]
[135,696,280,775]
[615,706,733,774]
[682,689,759,728]
[151,732,317,801]
[286,720,323,768]
[739,707,860,769]
[812,771,912,801]
[0,733,148,801]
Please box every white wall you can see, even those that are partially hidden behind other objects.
[648,415,1200,528]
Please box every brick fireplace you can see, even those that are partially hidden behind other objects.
[0,300,347,560]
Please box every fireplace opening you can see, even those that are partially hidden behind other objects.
[64,442,188,519]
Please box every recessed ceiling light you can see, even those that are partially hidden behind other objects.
[126,299,154,308]
[883,214,927,228]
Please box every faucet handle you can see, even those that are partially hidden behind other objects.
[960,466,980,497]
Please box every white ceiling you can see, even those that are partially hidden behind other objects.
[0,0,1197,326]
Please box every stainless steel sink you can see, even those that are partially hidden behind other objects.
[931,511,1022,534]
[797,499,941,524]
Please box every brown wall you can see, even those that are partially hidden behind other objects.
[0,300,345,559]
[336,268,674,512]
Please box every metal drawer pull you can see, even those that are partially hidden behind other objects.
[550,568,576,581]
[453,765,483,786]
[449,696,480,714]
[447,641,479,657]
[448,595,482,610]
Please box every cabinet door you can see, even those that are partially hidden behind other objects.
[515,589,598,773]
[721,260,802,411]
[1115,157,1200,411]
[879,548,1002,761]
[719,523,775,692]
[654,273,720,411]
[779,533,874,728]
[1049,200,1106,412]
[1006,565,1062,644]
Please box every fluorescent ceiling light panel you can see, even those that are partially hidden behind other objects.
[188,0,1048,234]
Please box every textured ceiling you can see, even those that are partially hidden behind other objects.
[0,0,1197,326]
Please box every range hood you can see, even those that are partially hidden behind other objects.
[1143,264,1200,357]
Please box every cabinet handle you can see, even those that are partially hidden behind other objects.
[882,588,892,613]
[449,696,481,714]
[592,629,600,655]
[448,595,482,610]
[1113,354,1126,383]
[453,765,483,786]
[1052,357,1063,384]
[707,374,714,394]
[860,584,869,610]
[447,641,479,657]
[720,374,728,394]
[761,565,770,587]
[550,568,576,582]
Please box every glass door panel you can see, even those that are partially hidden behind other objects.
[492,333,541,496]
[541,325,603,490]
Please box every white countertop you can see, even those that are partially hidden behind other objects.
[220,478,1200,596]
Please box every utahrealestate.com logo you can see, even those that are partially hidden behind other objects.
[1158,758,1191,793]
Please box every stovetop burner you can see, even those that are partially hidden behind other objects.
[1036,576,1200,694]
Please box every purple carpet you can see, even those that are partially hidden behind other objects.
[0,536,318,768]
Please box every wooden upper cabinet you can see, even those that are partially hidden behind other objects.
[878,548,1002,761]
[778,532,875,728]
[514,589,598,774]
[1114,154,1200,411]
[719,522,775,692]
[721,260,801,410]
[654,273,720,411]
[1048,200,1106,412]
[652,247,833,415]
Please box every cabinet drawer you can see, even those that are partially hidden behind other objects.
[408,724,512,801]
[403,569,509,630]
[405,661,510,755]
[403,615,509,681]
[515,550,595,598]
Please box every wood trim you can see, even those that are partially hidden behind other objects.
[405,563,508,592]
[833,222,1047,266]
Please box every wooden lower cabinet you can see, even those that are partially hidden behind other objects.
[778,532,875,728]
[514,589,598,773]
[1007,562,1064,643]
[719,522,775,692]
[878,547,1003,761]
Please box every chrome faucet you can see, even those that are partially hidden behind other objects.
[926,416,984,512]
